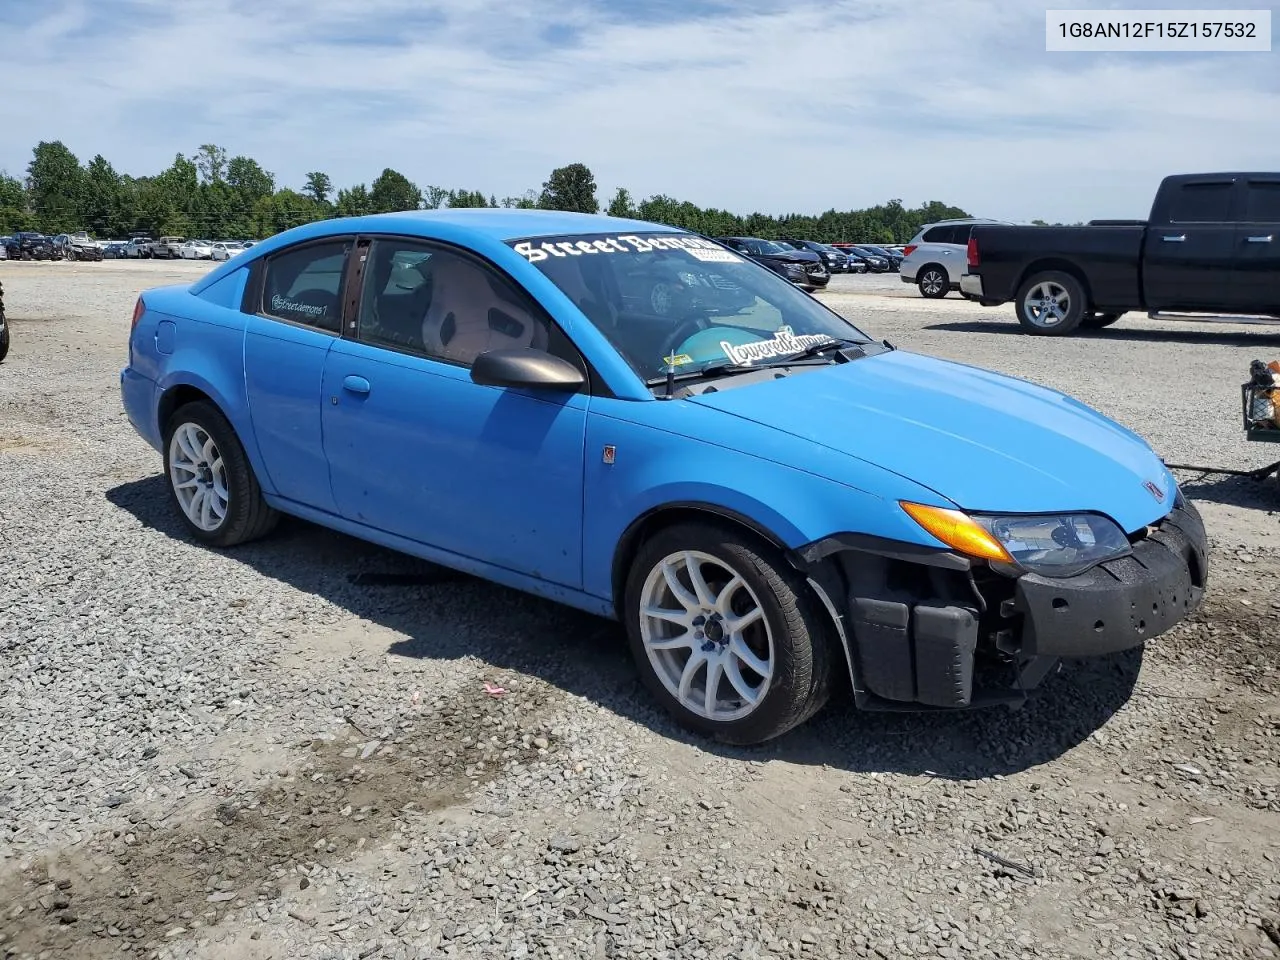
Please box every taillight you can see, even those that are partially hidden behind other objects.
[967,237,979,268]
[131,296,145,331]
[902,244,917,257]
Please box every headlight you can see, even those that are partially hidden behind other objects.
[900,502,1132,578]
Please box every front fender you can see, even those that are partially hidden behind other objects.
[581,401,958,603]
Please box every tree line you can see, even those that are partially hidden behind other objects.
[0,140,976,245]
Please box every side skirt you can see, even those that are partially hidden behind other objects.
[263,494,617,619]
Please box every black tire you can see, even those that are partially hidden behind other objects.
[624,521,836,746]
[917,265,949,298]
[162,400,279,547]
[0,325,8,364]
[1081,311,1124,329]
[1015,270,1087,335]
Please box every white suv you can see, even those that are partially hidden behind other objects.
[900,218,1009,299]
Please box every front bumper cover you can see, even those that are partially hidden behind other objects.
[1011,502,1206,657]
[797,501,1209,711]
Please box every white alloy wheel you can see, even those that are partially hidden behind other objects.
[168,421,229,532]
[638,550,775,722]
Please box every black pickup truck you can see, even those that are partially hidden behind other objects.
[961,172,1280,335]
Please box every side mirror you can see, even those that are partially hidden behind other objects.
[470,347,585,391]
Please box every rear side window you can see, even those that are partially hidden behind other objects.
[1242,181,1280,222]
[1166,182,1234,223]
[923,225,968,244]
[260,239,352,332]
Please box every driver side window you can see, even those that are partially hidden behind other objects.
[355,238,585,374]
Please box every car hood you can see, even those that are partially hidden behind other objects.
[685,349,1175,533]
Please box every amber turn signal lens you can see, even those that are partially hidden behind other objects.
[899,502,1013,564]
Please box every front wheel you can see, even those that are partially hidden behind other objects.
[163,400,279,547]
[1015,270,1087,335]
[917,266,949,298]
[624,522,835,745]
[0,324,9,364]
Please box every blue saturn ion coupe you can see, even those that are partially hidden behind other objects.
[120,209,1208,745]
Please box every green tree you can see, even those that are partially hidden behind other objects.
[335,184,372,217]
[369,168,422,212]
[0,170,31,233]
[196,144,228,185]
[538,162,598,213]
[26,140,84,234]
[501,189,539,209]
[421,184,448,210]
[606,187,636,218]
[304,171,332,205]
[82,155,124,236]
[445,189,489,208]
[227,157,274,204]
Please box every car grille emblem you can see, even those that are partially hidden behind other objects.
[1143,480,1165,502]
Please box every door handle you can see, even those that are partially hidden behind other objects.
[342,375,371,395]
[1161,235,1186,242]
[1246,235,1274,243]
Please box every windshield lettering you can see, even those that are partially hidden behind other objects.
[720,327,835,366]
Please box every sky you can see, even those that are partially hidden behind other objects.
[0,0,1276,224]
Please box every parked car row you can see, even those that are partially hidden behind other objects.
[0,231,104,261]
[116,236,258,260]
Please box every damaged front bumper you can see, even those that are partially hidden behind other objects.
[793,500,1208,711]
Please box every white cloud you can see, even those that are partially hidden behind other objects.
[0,0,1275,222]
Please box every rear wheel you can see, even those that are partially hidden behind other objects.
[163,401,279,547]
[1015,270,1086,335]
[624,521,835,745]
[917,266,948,298]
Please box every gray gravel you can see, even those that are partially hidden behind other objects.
[1,260,1278,959]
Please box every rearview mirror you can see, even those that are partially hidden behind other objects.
[470,347,585,391]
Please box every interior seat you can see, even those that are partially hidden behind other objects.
[421,254,548,364]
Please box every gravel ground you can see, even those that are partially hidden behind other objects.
[1,260,1278,960]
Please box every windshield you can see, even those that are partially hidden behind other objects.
[509,232,872,384]
[748,239,792,255]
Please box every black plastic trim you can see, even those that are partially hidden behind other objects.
[792,531,973,571]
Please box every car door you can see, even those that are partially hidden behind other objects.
[241,235,353,514]
[1231,177,1280,314]
[320,236,588,588]
[1142,177,1237,312]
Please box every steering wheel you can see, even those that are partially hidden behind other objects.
[659,317,711,366]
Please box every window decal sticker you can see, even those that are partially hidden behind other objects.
[719,326,834,366]
[511,233,737,263]
[271,294,329,319]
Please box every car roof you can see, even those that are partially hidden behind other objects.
[188,209,699,297]
[316,208,676,243]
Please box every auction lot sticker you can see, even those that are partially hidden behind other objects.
[1046,9,1271,51]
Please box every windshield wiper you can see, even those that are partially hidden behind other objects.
[775,336,869,363]
[648,356,835,396]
